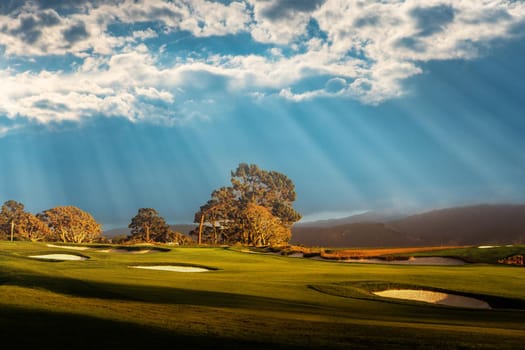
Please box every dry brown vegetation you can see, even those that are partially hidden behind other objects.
[282,245,468,260]
[319,246,467,260]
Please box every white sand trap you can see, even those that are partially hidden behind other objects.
[30,254,88,261]
[108,248,151,254]
[131,265,210,272]
[46,244,90,251]
[478,245,499,249]
[374,289,491,309]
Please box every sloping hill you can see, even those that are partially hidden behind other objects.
[387,204,525,246]
[292,204,525,247]
[291,222,417,247]
[297,210,406,228]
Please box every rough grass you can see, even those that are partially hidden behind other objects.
[1,241,525,349]
[318,246,466,260]
[406,245,525,264]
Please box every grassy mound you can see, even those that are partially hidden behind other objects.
[310,280,525,309]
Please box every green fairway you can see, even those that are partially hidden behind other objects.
[1,241,525,349]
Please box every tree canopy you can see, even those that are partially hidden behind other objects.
[128,208,170,242]
[0,200,51,241]
[0,200,26,241]
[194,163,301,246]
[39,206,102,243]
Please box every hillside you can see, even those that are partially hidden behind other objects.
[291,222,416,247]
[387,204,525,246]
[292,204,525,247]
[297,210,406,228]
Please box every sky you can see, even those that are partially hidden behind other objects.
[1,0,525,229]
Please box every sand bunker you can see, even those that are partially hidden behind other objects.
[46,244,90,251]
[374,289,491,309]
[342,257,467,265]
[29,254,88,261]
[98,248,152,254]
[130,265,210,272]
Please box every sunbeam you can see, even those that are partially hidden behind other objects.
[0,0,524,228]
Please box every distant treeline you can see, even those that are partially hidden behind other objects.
[0,163,301,246]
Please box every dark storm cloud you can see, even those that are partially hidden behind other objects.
[411,4,455,37]
[0,0,123,15]
[10,16,42,44]
[39,10,61,26]
[261,0,326,20]
[63,22,89,43]
[4,7,61,44]
[353,15,379,28]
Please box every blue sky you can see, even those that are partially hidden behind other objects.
[1,0,525,229]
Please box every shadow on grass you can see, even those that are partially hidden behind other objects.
[0,305,305,350]
[309,280,525,310]
[0,267,322,314]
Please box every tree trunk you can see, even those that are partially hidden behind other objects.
[198,213,204,245]
[10,221,14,242]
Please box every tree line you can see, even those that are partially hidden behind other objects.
[0,163,301,246]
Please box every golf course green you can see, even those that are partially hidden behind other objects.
[1,241,524,349]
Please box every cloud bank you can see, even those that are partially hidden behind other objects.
[1,0,524,131]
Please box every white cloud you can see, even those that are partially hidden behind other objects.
[135,87,174,103]
[308,0,525,103]
[132,28,158,41]
[180,0,251,36]
[0,124,23,138]
[1,0,525,134]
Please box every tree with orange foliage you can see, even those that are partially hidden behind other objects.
[39,206,102,243]
[243,203,291,246]
[194,163,300,246]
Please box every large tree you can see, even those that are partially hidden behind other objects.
[0,200,25,241]
[39,206,102,243]
[0,200,48,241]
[128,208,170,242]
[194,163,301,246]
[194,187,236,245]
[17,212,52,242]
[230,163,302,226]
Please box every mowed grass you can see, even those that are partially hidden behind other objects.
[1,241,525,349]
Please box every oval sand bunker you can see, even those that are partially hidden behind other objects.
[131,265,210,272]
[46,244,90,251]
[373,289,491,309]
[30,254,88,261]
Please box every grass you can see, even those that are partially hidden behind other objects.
[403,245,525,264]
[1,241,525,349]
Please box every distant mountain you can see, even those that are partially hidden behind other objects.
[387,204,525,246]
[103,227,130,239]
[296,210,407,228]
[292,204,525,247]
[103,224,195,239]
[291,222,415,247]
